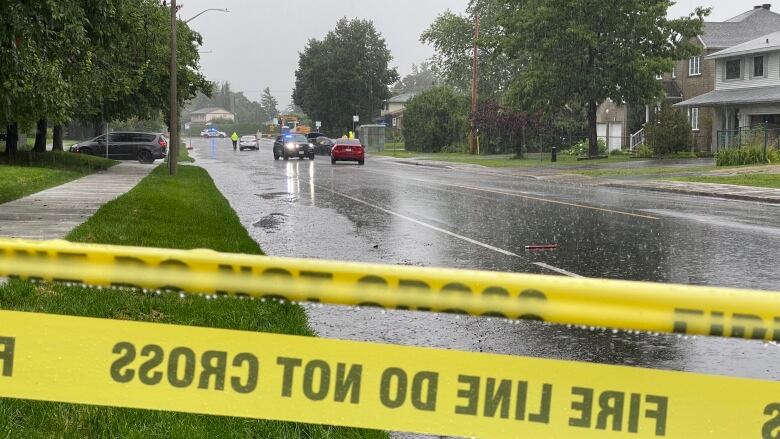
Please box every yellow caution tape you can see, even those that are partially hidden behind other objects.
[0,309,778,438]
[1,238,780,341]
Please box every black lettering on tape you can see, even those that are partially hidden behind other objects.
[482,286,510,296]
[455,375,480,416]
[596,391,625,432]
[167,347,196,388]
[763,403,780,439]
[709,311,725,337]
[110,342,135,383]
[732,313,767,340]
[278,357,302,397]
[518,289,547,321]
[53,252,89,284]
[139,345,165,385]
[231,353,259,394]
[358,275,387,286]
[673,308,704,334]
[628,393,641,433]
[569,387,594,428]
[645,394,668,436]
[0,337,15,378]
[303,360,331,401]
[530,384,552,424]
[199,351,228,391]
[158,259,190,292]
[484,378,512,419]
[335,363,362,404]
[380,368,407,409]
[411,371,438,411]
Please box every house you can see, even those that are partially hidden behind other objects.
[675,29,780,150]
[597,4,780,151]
[379,92,418,129]
[190,107,235,123]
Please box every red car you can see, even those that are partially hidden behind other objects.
[331,139,365,165]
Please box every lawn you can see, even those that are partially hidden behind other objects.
[0,152,117,204]
[670,173,780,189]
[0,165,386,438]
[569,165,717,178]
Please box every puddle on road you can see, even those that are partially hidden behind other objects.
[255,192,299,203]
[253,213,287,232]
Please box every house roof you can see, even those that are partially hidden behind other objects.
[708,30,780,59]
[386,92,418,104]
[701,7,780,49]
[191,107,232,115]
[674,85,780,107]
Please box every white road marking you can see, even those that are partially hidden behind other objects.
[312,183,581,277]
[314,183,520,257]
[532,262,583,278]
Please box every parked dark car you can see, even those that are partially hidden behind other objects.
[273,134,314,160]
[311,136,334,155]
[69,132,167,164]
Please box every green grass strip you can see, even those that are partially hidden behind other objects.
[0,152,118,204]
[670,173,780,189]
[0,165,387,438]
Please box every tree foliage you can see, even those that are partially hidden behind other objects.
[392,62,439,95]
[496,0,709,156]
[293,18,399,136]
[403,87,469,153]
[1,0,211,155]
[261,88,279,121]
[421,0,520,98]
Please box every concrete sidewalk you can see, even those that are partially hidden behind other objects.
[0,163,153,239]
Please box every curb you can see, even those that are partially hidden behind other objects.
[602,182,780,204]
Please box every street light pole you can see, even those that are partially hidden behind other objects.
[186,8,229,23]
[168,0,179,176]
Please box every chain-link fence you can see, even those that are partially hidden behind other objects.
[717,123,780,153]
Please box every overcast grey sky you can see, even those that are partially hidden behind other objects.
[182,0,768,108]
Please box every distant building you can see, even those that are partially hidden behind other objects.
[380,92,419,129]
[190,107,235,123]
[597,4,780,152]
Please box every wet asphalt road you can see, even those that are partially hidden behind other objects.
[190,137,780,388]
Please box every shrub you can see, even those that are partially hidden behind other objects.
[645,101,693,155]
[716,146,780,166]
[567,138,606,156]
[403,86,469,152]
[635,143,655,158]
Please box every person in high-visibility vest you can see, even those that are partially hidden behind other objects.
[231,132,239,151]
[348,131,355,139]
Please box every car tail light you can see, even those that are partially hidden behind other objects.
[159,138,167,148]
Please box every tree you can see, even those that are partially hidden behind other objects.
[421,1,520,99]
[403,87,469,153]
[645,102,693,155]
[293,18,399,136]
[261,88,279,120]
[497,0,708,157]
[392,62,439,95]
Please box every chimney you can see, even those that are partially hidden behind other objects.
[756,4,772,9]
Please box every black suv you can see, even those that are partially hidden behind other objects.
[273,134,314,160]
[69,132,167,164]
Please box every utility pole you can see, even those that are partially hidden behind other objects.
[469,14,480,155]
[168,0,179,176]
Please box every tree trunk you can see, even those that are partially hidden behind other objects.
[5,123,19,163]
[33,118,47,152]
[53,124,64,151]
[588,102,598,157]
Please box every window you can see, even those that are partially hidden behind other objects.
[689,107,700,131]
[725,59,742,80]
[753,56,765,77]
[689,56,701,76]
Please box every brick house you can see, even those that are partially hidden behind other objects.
[597,4,780,151]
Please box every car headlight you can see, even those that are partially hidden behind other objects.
[285,143,296,150]
[308,143,314,147]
